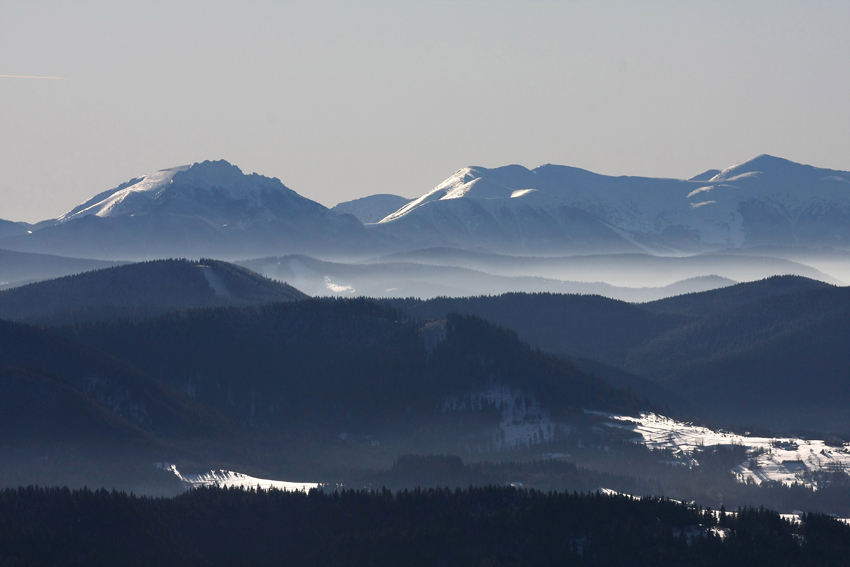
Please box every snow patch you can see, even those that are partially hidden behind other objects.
[686,186,715,199]
[155,462,318,491]
[324,276,355,294]
[592,411,850,488]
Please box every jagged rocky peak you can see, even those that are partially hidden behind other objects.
[169,160,290,198]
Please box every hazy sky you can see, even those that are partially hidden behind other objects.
[1,1,848,222]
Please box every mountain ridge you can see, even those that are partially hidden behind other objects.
[372,154,850,254]
[0,160,383,260]
[2,154,848,259]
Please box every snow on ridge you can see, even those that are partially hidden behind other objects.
[56,160,291,225]
[711,154,774,181]
[155,462,318,492]
[592,411,850,489]
[374,155,850,252]
[58,166,189,224]
[379,167,476,223]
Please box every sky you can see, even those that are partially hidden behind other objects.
[1,0,849,223]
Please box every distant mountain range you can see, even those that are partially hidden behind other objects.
[371,155,850,254]
[0,248,124,289]
[1,155,848,259]
[370,247,841,287]
[0,160,382,260]
[237,254,741,302]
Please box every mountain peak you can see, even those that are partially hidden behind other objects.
[56,160,297,224]
[172,159,260,189]
[713,154,803,181]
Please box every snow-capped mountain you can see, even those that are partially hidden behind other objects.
[372,155,850,254]
[1,160,381,260]
[3,155,846,260]
[331,194,411,224]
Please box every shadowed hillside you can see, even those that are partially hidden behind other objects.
[387,293,689,367]
[0,319,227,442]
[66,300,642,436]
[386,279,850,435]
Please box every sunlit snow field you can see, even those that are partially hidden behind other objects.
[155,463,318,492]
[593,412,850,488]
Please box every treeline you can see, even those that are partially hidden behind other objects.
[2,485,848,566]
[338,454,850,518]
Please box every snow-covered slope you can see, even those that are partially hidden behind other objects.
[439,382,850,489]
[156,463,317,491]
[596,412,850,489]
[57,160,333,226]
[1,160,380,260]
[58,166,189,223]
[371,156,850,254]
[332,194,411,224]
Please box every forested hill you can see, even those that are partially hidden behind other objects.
[387,293,689,368]
[386,280,850,435]
[66,299,642,437]
[0,258,307,324]
[3,486,849,567]
[0,318,227,447]
[641,274,832,317]
[629,284,850,433]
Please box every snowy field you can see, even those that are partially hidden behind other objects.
[156,463,318,492]
[593,412,850,488]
